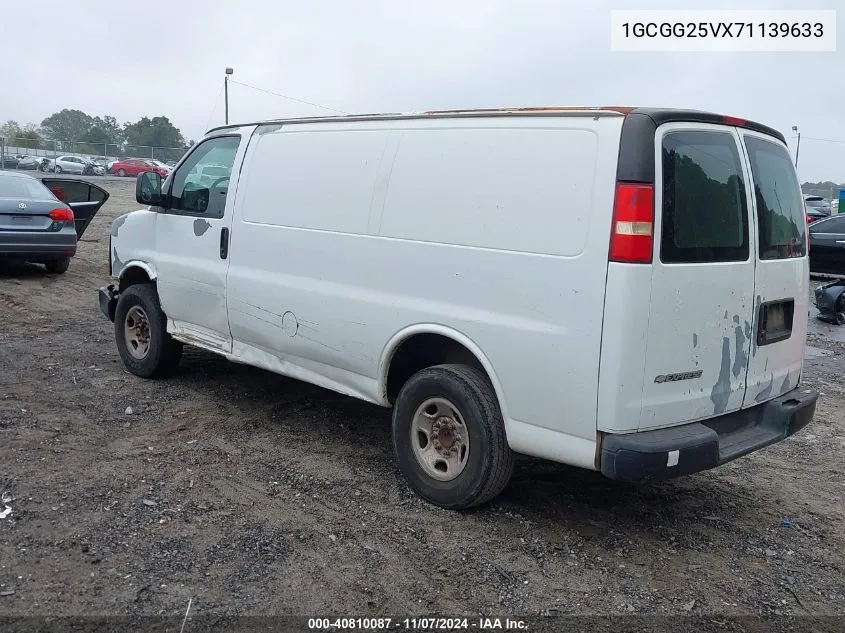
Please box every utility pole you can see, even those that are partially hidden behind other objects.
[792,125,801,168]
[225,67,234,125]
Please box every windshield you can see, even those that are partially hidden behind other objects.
[0,175,56,200]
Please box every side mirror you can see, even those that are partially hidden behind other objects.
[136,171,163,206]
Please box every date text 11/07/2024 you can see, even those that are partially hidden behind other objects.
[307,617,529,630]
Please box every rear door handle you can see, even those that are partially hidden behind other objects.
[220,227,229,259]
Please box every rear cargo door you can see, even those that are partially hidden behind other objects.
[41,178,110,238]
[738,132,809,405]
[640,124,756,429]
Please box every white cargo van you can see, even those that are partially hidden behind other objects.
[99,107,818,509]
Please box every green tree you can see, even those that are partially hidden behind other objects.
[82,115,123,146]
[123,116,185,149]
[40,109,94,144]
[1,120,42,149]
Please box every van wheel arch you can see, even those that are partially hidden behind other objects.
[118,265,156,293]
[384,332,504,409]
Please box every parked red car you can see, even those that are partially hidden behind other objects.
[109,158,169,178]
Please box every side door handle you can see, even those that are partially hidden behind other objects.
[836,240,845,244]
[220,227,230,259]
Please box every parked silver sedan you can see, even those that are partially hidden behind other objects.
[0,172,109,273]
[52,156,102,176]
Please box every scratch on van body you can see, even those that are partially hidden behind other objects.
[298,333,369,362]
[710,337,732,414]
[237,299,284,319]
[780,371,792,393]
[732,324,747,378]
[111,214,128,237]
[755,372,774,402]
[229,307,281,329]
[112,249,125,276]
[193,219,211,236]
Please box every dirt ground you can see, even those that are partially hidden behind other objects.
[0,175,843,621]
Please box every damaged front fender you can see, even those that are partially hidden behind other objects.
[814,279,845,325]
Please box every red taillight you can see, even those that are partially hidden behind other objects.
[610,183,654,263]
[723,115,747,127]
[49,208,74,223]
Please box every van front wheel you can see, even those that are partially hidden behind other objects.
[114,284,182,378]
[392,364,514,509]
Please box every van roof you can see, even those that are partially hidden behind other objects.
[207,106,785,143]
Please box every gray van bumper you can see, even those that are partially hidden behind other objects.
[600,386,819,482]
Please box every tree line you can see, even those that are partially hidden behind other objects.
[1,109,193,151]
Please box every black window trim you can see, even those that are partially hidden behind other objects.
[159,134,241,219]
[658,128,751,265]
[742,133,807,261]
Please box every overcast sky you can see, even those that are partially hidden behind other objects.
[1,0,842,183]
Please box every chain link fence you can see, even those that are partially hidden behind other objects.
[0,137,186,170]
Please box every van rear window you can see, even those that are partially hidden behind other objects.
[660,131,749,263]
[743,136,807,260]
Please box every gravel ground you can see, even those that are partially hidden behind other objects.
[0,176,843,622]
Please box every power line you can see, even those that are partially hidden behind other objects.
[787,135,845,144]
[227,79,349,115]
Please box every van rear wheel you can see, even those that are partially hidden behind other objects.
[392,364,514,509]
[114,284,182,378]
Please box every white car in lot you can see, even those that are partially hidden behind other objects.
[98,106,818,509]
[51,156,103,176]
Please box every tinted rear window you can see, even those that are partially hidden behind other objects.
[0,175,55,200]
[744,136,806,259]
[661,131,749,263]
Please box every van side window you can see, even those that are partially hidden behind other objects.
[743,136,807,260]
[660,131,749,264]
[168,135,240,218]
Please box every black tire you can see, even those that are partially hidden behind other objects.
[44,257,70,274]
[392,364,515,510]
[114,284,182,378]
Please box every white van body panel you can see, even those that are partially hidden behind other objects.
[109,209,159,279]
[223,116,624,464]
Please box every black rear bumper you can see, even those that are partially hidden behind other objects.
[99,284,117,322]
[600,386,818,482]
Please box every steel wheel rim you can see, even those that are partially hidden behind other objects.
[410,397,470,482]
[124,306,151,360]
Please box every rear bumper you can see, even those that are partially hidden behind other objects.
[600,386,819,482]
[0,230,77,259]
[99,284,118,322]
